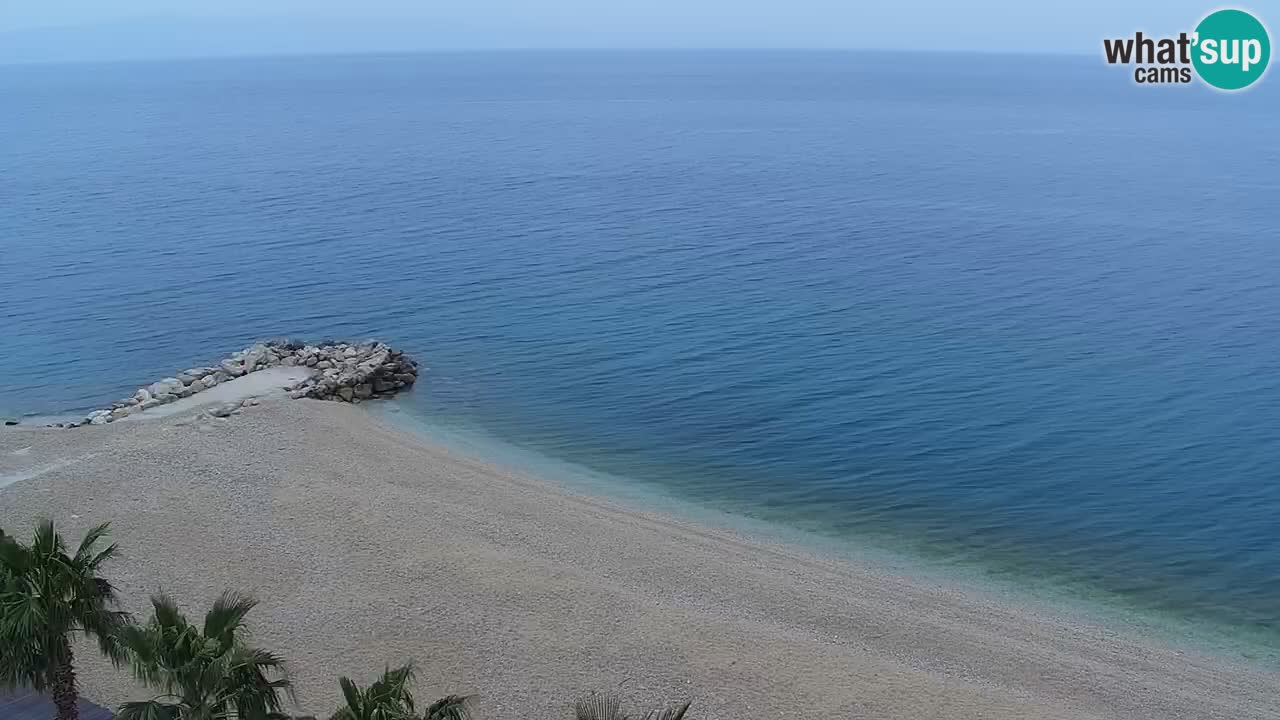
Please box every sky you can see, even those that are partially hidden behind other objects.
[0,0,1243,64]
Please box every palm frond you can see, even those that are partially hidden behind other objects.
[369,663,416,712]
[423,694,473,720]
[0,534,31,574]
[31,519,64,559]
[87,609,131,666]
[148,594,188,632]
[115,700,180,720]
[331,663,467,720]
[85,542,119,573]
[338,676,365,716]
[0,636,47,690]
[643,702,692,720]
[203,589,258,642]
[72,523,112,565]
[575,693,630,720]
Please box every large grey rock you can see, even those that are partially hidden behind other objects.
[134,388,153,403]
[337,387,354,402]
[220,359,245,377]
[148,380,180,397]
[242,352,263,372]
[354,383,373,399]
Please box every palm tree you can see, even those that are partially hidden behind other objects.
[329,663,471,720]
[0,521,129,720]
[574,693,692,720]
[115,591,291,720]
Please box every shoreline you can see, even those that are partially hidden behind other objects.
[373,401,1280,667]
[1,398,1275,719]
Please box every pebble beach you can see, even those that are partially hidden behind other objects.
[1,398,1274,720]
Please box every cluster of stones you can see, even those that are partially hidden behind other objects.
[281,340,420,402]
[74,340,418,427]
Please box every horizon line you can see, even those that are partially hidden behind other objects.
[0,46,1099,69]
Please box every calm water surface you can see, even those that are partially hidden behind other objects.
[2,51,1278,645]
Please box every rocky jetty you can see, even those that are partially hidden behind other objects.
[73,340,418,427]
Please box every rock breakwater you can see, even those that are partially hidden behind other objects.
[73,340,418,427]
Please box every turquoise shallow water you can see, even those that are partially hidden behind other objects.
[372,401,1278,664]
[2,51,1278,648]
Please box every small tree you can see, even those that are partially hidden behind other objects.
[574,693,692,720]
[115,591,291,720]
[0,521,129,720]
[329,663,471,720]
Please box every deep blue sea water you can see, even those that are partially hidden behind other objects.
[2,51,1279,646]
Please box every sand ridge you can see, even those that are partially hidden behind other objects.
[0,400,1275,720]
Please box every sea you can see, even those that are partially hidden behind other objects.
[2,50,1278,658]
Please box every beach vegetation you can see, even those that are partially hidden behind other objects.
[574,693,692,720]
[327,661,473,717]
[114,591,291,720]
[327,662,472,720]
[0,521,129,720]
[2,519,694,720]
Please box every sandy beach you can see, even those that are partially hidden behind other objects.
[0,399,1275,720]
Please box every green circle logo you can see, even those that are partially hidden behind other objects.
[1193,9,1271,90]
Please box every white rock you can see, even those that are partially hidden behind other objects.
[220,359,245,377]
